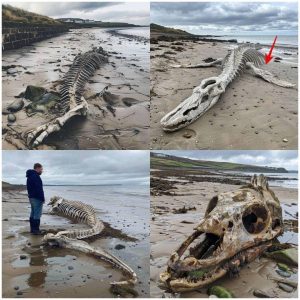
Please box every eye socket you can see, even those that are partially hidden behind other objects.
[201,79,217,89]
[242,204,268,234]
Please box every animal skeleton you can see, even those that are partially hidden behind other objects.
[160,175,283,292]
[25,47,108,148]
[44,196,137,286]
[160,45,295,132]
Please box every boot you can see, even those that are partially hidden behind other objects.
[29,217,34,233]
[31,219,43,235]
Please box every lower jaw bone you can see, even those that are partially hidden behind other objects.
[162,243,271,292]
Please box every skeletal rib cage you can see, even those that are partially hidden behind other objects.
[45,196,137,286]
[59,47,108,114]
[51,198,104,239]
[219,45,265,84]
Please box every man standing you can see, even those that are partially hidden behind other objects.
[26,163,45,235]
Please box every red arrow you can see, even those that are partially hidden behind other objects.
[265,35,277,64]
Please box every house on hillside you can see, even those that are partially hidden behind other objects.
[57,18,95,24]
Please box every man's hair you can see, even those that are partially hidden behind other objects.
[34,163,42,170]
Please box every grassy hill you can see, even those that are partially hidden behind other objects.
[2,181,25,191]
[150,23,192,36]
[151,153,288,173]
[3,4,62,25]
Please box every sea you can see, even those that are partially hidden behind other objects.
[217,34,298,48]
[43,184,149,238]
[224,171,298,189]
[240,172,298,189]
[116,26,150,39]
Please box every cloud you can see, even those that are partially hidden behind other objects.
[153,150,298,171]
[151,2,298,34]
[5,2,150,25]
[2,151,149,185]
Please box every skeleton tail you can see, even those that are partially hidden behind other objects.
[64,239,137,286]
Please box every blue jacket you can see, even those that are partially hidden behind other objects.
[26,169,45,202]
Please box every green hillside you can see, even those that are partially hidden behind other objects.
[3,4,62,25]
[151,153,288,173]
[150,23,192,36]
[2,181,25,191]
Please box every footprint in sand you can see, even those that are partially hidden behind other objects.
[182,129,196,139]
[122,97,140,107]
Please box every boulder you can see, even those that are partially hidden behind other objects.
[266,248,298,266]
[24,85,47,102]
[6,99,24,113]
[7,114,16,123]
[208,286,234,298]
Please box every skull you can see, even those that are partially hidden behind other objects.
[48,196,63,213]
[160,76,225,132]
[160,175,283,292]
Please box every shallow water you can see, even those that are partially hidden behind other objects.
[218,34,298,47]
[117,27,150,39]
[280,203,298,245]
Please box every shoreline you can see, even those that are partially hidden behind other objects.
[150,32,298,50]
[108,27,150,43]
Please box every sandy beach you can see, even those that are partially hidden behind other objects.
[2,27,150,150]
[150,169,298,298]
[2,184,150,298]
[150,39,298,150]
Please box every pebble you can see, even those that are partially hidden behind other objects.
[253,289,271,298]
[278,283,294,293]
[115,244,126,250]
[7,99,24,112]
[14,286,19,290]
[283,138,288,143]
[8,113,16,123]
[183,132,192,138]
[276,269,291,278]
[20,254,27,260]
[68,266,74,270]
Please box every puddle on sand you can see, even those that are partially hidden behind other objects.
[280,203,298,245]
[9,244,137,298]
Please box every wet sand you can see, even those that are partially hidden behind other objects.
[150,171,298,298]
[2,27,149,150]
[2,186,150,298]
[150,39,298,150]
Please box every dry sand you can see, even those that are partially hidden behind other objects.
[2,28,149,150]
[150,40,298,150]
[2,187,149,298]
[150,173,298,298]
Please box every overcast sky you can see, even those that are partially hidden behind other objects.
[3,151,149,185]
[153,150,298,171]
[151,2,298,35]
[6,2,149,25]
